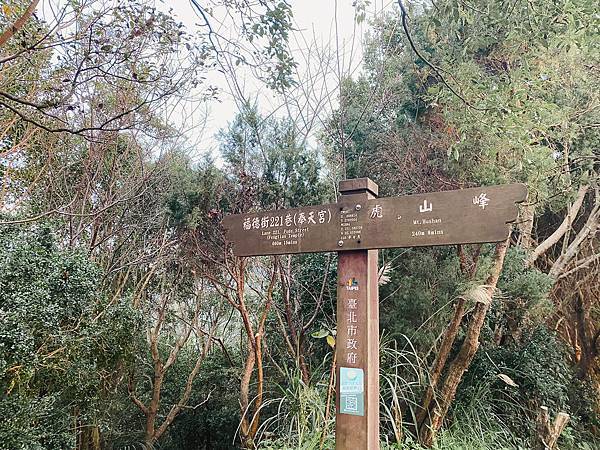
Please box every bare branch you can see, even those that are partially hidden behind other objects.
[526,184,589,267]
[549,187,600,280]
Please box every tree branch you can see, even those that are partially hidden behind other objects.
[396,0,486,111]
[0,0,40,47]
[549,187,600,280]
[526,184,589,267]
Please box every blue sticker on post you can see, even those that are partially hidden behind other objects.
[340,367,365,416]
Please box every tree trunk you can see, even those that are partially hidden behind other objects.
[278,256,315,386]
[239,336,256,449]
[78,424,101,450]
[526,185,588,267]
[548,187,599,280]
[535,406,570,449]
[319,350,337,450]
[418,238,510,447]
[416,297,466,431]
[519,203,536,249]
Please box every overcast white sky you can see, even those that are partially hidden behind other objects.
[35,1,398,159]
[164,1,398,160]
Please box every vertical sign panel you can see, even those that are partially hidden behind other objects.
[336,251,369,447]
[335,250,380,449]
[335,180,380,450]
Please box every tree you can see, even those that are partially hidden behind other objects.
[0,1,208,137]
[190,0,297,93]
[0,223,138,449]
[322,0,598,445]
[127,256,221,448]
[165,107,331,448]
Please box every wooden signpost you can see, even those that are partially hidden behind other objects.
[223,178,527,449]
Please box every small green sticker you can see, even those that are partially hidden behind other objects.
[340,367,364,416]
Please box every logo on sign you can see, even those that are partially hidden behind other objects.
[340,367,365,416]
[346,277,359,291]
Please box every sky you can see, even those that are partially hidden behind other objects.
[163,0,398,160]
[34,0,399,160]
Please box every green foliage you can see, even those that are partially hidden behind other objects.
[489,247,555,340]
[567,377,600,437]
[453,325,597,449]
[379,247,465,352]
[166,105,328,232]
[257,363,334,450]
[151,352,241,450]
[244,1,297,92]
[379,334,428,443]
[0,223,139,449]
[457,327,574,437]
[322,1,599,444]
[419,0,599,206]
[384,402,527,450]
[164,153,226,228]
[1,0,598,448]
[498,248,554,307]
[559,425,600,450]
[220,105,327,211]
[327,0,598,208]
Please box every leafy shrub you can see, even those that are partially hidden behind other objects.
[0,223,139,449]
[456,327,574,438]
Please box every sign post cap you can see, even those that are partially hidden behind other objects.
[339,178,379,197]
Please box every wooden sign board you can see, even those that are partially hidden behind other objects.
[222,184,527,257]
[222,179,527,450]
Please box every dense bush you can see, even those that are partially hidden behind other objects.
[456,327,593,440]
[379,246,465,352]
[0,224,139,449]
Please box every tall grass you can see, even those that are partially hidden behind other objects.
[256,334,598,449]
[257,356,334,449]
[379,333,428,446]
[429,383,527,450]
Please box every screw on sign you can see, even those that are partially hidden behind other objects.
[222,178,527,450]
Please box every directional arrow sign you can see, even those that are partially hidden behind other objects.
[222,184,527,257]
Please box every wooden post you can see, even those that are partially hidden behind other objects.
[222,180,527,449]
[335,178,380,449]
